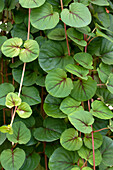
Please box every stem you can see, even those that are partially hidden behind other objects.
[93,127,108,133]
[1,57,4,83]
[3,108,6,124]
[5,61,8,83]
[87,37,96,45]
[12,58,14,85]
[10,106,17,127]
[60,0,70,56]
[97,84,105,86]
[43,142,48,170]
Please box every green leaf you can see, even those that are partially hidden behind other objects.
[5,92,21,109]
[33,117,66,142]
[65,64,89,80]
[1,38,23,58]
[74,52,93,69]
[21,86,41,106]
[100,136,113,167]
[0,148,25,170]
[67,28,87,47]
[106,73,113,94]
[70,76,97,101]
[0,83,15,106]
[0,132,6,145]
[19,0,45,8]
[45,68,73,98]
[16,102,32,118]
[96,28,113,43]
[68,110,94,133]
[7,121,31,144]
[78,146,102,166]
[60,96,82,115]
[47,28,66,41]
[60,128,83,151]
[108,119,113,132]
[0,0,4,12]
[97,62,113,83]
[31,2,59,30]
[84,132,103,149]
[49,147,79,170]
[44,94,67,118]
[61,2,91,28]
[20,152,40,170]
[90,0,109,6]
[39,41,74,72]
[19,40,39,62]
[91,100,113,119]
[0,125,13,134]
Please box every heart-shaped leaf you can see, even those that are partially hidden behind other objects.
[39,41,74,72]
[1,37,23,58]
[30,2,59,30]
[60,96,82,115]
[67,28,87,47]
[47,28,66,41]
[7,121,31,144]
[60,128,83,151]
[45,68,73,98]
[0,125,13,134]
[0,148,25,170]
[5,92,21,109]
[44,94,67,118]
[61,2,91,28]
[0,83,15,106]
[68,110,94,133]
[16,102,32,118]
[21,86,41,106]
[65,64,89,80]
[91,100,113,119]
[19,0,45,8]
[33,117,66,142]
[106,73,113,94]
[19,40,39,63]
[49,147,79,170]
[70,76,97,101]
[74,52,93,69]
[84,132,103,149]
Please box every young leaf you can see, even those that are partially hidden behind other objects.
[0,125,13,135]
[5,92,21,109]
[33,117,66,142]
[60,128,83,151]
[16,102,32,118]
[91,100,113,119]
[7,121,31,144]
[68,110,94,133]
[49,147,79,170]
[45,68,73,98]
[0,148,25,170]
[70,76,97,101]
[30,2,59,30]
[19,0,45,8]
[44,94,67,118]
[61,2,91,28]
[65,64,89,80]
[60,96,82,115]
[1,37,23,58]
[19,40,39,63]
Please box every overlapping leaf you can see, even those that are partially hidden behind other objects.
[19,0,45,8]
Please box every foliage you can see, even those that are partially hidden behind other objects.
[0,0,113,169]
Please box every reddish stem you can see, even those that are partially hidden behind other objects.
[3,108,6,125]
[1,57,4,83]
[12,58,14,85]
[93,127,108,133]
[5,61,8,83]
[43,142,48,170]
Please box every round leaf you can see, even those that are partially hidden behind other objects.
[19,0,45,8]
[47,28,66,41]
[68,110,94,133]
[39,40,74,72]
[5,92,21,109]
[60,96,82,115]
[30,2,59,30]
[45,68,73,98]
[49,147,79,170]
[84,132,103,149]
[91,100,113,119]
[0,148,25,170]
[1,37,23,58]
[33,117,66,142]
[7,121,31,144]
[61,2,91,28]
[44,94,67,118]
[19,40,39,62]
[60,128,83,151]
[70,76,97,101]
[16,102,32,118]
